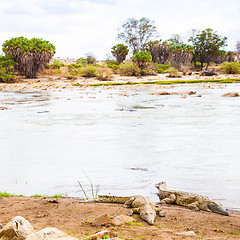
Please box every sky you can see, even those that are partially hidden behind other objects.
[0,0,239,60]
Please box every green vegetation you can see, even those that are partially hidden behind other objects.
[79,65,97,77]
[220,62,240,74]
[117,62,141,76]
[52,60,64,69]
[154,63,172,73]
[111,44,129,64]
[77,170,100,200]
[85,78,240,87]
[0,54,17,82]
[0,191,18,197]
[2,36,55,78]
[165,66,181,78]
[132,51,152,69]
[189,28,227,70]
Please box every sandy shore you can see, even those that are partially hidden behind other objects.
[0,196,239,239]
[0,73,240,91]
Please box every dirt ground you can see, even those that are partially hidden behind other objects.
[0,73,240,91]
[0,196,239,240]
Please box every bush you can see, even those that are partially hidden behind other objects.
[165,67,182,78]
[2,36,55,78]
[132,51,152,69]
[220,62,240,74]
[67,63,82,69]
[76,57,88,65]
[79,65,97,77]
[52,60,64,69]
[117,62,141,76]
[96,67,113,81]
[154,63,171,73]
[0,55,17,82]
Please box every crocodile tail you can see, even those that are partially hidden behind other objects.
[207,203,229,216]
[96,195,130,204]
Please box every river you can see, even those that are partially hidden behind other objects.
[0,83,239,210]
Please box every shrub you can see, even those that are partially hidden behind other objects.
[165,67,182,78]
[220,62,240,74]
[79,65,97,77]
[154,63,171,73]
[0,54,17,82]
[96,67,113,81]
[105,60,119,73]
[51,60,64,69]
[2,36,55,78]
[67,63,82,69]
[117,62,141,76]
[76,57,88,65]
[111,44,129,63]
[132,51,152,69]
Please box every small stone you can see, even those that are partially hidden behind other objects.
[176,231,197,237]
[86,230,115,240]
[92,213,110,226]
[111,215,135,226]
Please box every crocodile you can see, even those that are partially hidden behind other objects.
[155,182,229,216]
[87,195,165,225]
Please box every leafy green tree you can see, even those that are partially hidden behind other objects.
[117,18,158,54]
[189,28,227,70]
[2,36,55,78]
[111,44,129,63]
[132,50,152,69]
[0,54,17,82]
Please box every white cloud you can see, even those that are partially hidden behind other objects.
[0,0,239,59]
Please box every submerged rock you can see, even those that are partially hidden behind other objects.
[222,92,239,97]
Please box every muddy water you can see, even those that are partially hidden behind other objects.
[0,83,240,210]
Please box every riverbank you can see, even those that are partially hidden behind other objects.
[0,73,240,91]
[0,196,239,239]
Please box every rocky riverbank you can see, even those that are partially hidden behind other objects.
[0,196,239,239]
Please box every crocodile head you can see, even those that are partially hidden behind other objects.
[207,203,229,216]
[155,182,167,191]
[140,210,156,225]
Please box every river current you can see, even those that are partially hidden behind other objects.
[0,83,239,210]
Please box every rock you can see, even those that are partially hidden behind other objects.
[175,231,197,237]
[26,227,78,240]
[200,69,217,76]
[86,230,115,240]
[172,90,196,95]
[91,214,110,226]
[222,92,239,97]
[151,90,196,96]
[152,91,170,95]
[0,216,35,240]
[0,107,8,110]
[111,215,135,226]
